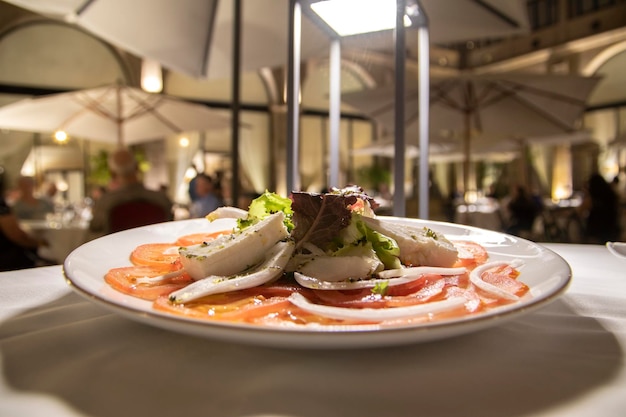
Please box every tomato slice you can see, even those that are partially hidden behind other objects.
[175,230,231,246]
[153,294,368,326]
[129,243,181,266]
[453,240,489,268]
[105,264,192,300]
[480,264,529,298]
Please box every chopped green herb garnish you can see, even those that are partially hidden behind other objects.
[424,227,438,240]
[371,281,389,296]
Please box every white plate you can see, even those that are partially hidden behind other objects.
[606,241,626,260]
[63,217,571,349]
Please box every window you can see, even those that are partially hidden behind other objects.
[527,0,559,29]
[568,0,617,17]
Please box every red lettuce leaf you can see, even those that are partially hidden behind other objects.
[291,192,358,251]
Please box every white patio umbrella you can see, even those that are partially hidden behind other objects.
[352,136,458,160]
[0,83,230,146]
[342,73,601,192]
[3,0,530,79]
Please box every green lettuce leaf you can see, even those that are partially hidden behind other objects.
[354,217,401,270]
[237,191,294,231]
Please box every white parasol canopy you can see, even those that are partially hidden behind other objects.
[342,73,601,191]
[0,83,230,146]
[3,0,530,79]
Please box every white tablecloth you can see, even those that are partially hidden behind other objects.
[1,244,625,417]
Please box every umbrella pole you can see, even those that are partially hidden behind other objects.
[287,0,301,193]
[328,38,341,188]
[231,0,242,207]
[393,0,406,217]
[417,23,430,220]
[463,111,471,194]
[116,84,123,147]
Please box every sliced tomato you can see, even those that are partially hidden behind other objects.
[480,264,529,298]
[130,243,181,266]
[218,296,293,322]
[311,288,388,309]
[154,294,368,326]
[444,286,483,313]
[384,278,447,307]
[175,230,232,246]
[387,272,468,296]
[154,291,261,318]
[240,281,308,298]
[105,264,191,300]
[453,240,489,268]
[385,275,430,296]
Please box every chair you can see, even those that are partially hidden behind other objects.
[108,200,169,233]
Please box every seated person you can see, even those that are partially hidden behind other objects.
[189,173,224,218]
[87,148,173,240]
[0,195,49,271]
[505,185,540,237]
[11,176,54,220]
[579,173,621,244]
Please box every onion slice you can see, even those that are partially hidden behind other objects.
[288,292,467,321]
[169,240,294,303]
[135,269,185,285]
[469,260,523,301]
[294,266,466,291]
[377,266,467,279]
[206,206,248,221]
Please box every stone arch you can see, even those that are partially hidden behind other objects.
[582,39,626,77]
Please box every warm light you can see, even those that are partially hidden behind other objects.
[464,190,478,204]
[551,145,573,201]
[184,166,197,181]
[310,0,413,37]
[552,185,570,201]
[20,163,35,177]
[141,59,163,93]
[179,136,190,148]
[54,130,68,143]
[56,179,69,192]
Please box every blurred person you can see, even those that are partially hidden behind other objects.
[11,176,54,220]
[443,189,461,223]
[189,173,224,218]
[44,181,60,201]
[505,184,540,237]
[188,164,200,204]
[0,181,50,271]
[89,185,107,202]
[579,173,620,244]
[87,148,173,240]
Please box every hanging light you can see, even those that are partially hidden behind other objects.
[54,130,68,143]
[179,136,190,148]
[141,58,163,93]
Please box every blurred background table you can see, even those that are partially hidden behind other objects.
[454,197,503,231]
[19,219,88,264]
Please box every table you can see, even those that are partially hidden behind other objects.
[19,220,88,264]
[1,244,625,417]
[455,198,503,231]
